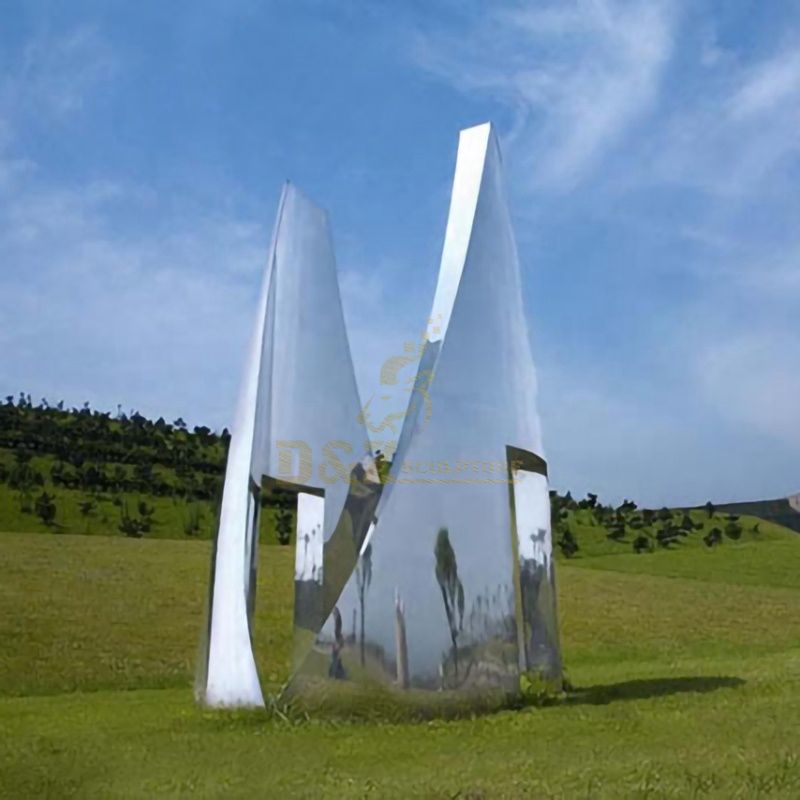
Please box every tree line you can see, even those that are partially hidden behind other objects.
[550,491,747,558]
[0,393,749,550]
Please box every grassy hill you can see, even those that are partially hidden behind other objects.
[1,529,799,797]
[3,397,796,558]
[0,397,294,543]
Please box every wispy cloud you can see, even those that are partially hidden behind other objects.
[695,328,800,450]
[0,166,268,426]
[1,26,115,130]
[412,0,679,190]
[729,46,800,120]
[0,27,268,426]
[651,40,800,197]
[0,9,797,506]
[408,1,799,501]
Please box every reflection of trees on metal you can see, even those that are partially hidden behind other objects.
[197,183,374,709]
[281,122,561,714]
[434,528,465,679]
[518,556,560,680]
[328,607,346,680]
[356,543,372,666]
[394,589,409,689]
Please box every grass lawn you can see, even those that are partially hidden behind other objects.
[1,529,799,797]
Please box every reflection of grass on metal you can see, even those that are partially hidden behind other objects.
[283,672,519,722]
[438,636,519,693]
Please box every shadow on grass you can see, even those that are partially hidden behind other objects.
[566,675,745,706]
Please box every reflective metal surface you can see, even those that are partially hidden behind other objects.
[507,447,562,682]
[285,123,561,712]
[197,183,375,708]
[199,123,561,713]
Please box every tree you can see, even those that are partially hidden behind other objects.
[137,500,155,532]
[9,451,43,492]
[608,518,626,541]
[374,450,390,483]
[274,507,293,545]
[79,498,95,516]
[656,524,680,548]
[119,502,143,537]
[724,519,743,540]
[679,513,695,532]
[34,491,56,526]
[556,523,579,558]
[183,504,203,537]
[704,527,723,547]
[434,528,465,679]
[79,497,96,533]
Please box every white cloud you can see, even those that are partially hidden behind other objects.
[0,167,269,428]
[695,329,800,449]
[650,41,800,197]
[729,47,800,120]
[0,26,276,428]
[408,3,799,503]
[2,26,116,123]
[412,0,678,190]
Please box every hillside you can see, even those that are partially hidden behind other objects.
[0,395,796,555]
[2,397,798,796]
[0,395,292,543]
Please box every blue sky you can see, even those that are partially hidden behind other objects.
[0,0,798,506]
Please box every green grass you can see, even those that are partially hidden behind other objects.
[570,537,800,590]
[0,533,294,698]
[1,529,800,797]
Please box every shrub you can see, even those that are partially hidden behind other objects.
[724,520,743,541]
[703,527,723,547]
[118,502,144,538]
[183,504,204,537]
[34,491,57,526]
[557,526,579,558]
[274,507,293,545]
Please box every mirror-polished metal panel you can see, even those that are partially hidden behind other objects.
[197,183,375,708]
[285,123,560,713]
[507,447,561,683]
[199,122,561,714]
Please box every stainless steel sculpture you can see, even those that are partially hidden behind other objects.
[196,183,378,708]
[286,123,561,712]
[198,123,560,713]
